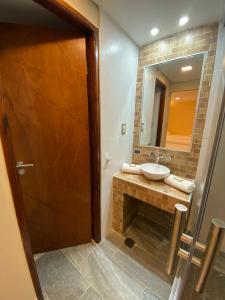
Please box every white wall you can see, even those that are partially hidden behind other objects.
[65,0,99,27]
[188,20,225,249]
[140,67,157,145]
[199,20,225,250]
[201,118,225,250]
[140,67,171,146]
[99,10,138,238]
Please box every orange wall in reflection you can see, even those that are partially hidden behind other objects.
[167,90,197,135]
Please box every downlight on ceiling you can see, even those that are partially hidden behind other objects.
[151,27,159,36]
[179,16,189,26]
[181,65,192,72]
[175,97,180,100]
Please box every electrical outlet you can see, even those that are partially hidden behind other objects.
[121,123,126,135]
[134,148,141,154]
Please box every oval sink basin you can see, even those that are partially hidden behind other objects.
[140,163,170,180]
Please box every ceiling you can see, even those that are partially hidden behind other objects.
[157,53,204,84]
[93,0,225,46]
[0,0,70,28]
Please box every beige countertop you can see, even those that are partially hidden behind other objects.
[113,172,192,205]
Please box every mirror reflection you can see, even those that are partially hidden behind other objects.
[140,53,204,152]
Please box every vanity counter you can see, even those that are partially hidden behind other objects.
[112,172,192,233]
[114,172,191,204]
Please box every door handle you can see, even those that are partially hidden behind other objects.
[16,161,34,175]
[16,161,34,168]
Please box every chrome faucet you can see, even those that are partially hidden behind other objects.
[149,151,172,164]
[156,153,163,164]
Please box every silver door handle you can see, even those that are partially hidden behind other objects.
[16,161,34,168]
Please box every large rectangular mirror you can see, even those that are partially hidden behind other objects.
[140,53,204,152]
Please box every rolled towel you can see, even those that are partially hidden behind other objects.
[164,174,195,193]
[121,163,141,175]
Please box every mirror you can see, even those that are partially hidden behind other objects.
[140,53,204,152]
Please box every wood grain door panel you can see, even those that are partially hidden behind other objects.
[0,23,92,253]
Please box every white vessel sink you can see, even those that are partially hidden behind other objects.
[140,163,170,180]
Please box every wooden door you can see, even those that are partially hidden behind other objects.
[0,23,92,253]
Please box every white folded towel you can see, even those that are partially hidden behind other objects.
[164,174,195,193]
[121,163,141,175]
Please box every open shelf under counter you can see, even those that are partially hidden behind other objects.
[112,172,192,234]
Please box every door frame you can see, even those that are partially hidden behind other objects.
[0,1,100,299]
[155,78,166,147]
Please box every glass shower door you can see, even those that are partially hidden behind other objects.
[169,88,225,300]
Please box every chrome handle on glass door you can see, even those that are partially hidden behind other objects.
[166,204,225,293]
[16,161,34,175]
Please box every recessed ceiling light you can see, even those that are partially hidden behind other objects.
[179,16,189,26]
[181,65,192,72]
[151,27,159,36]
[175,97,180,100]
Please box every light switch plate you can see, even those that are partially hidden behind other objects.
[121,123,126,135]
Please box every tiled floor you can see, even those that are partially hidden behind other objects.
[35,214,225,300]
[35,215,173,300]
